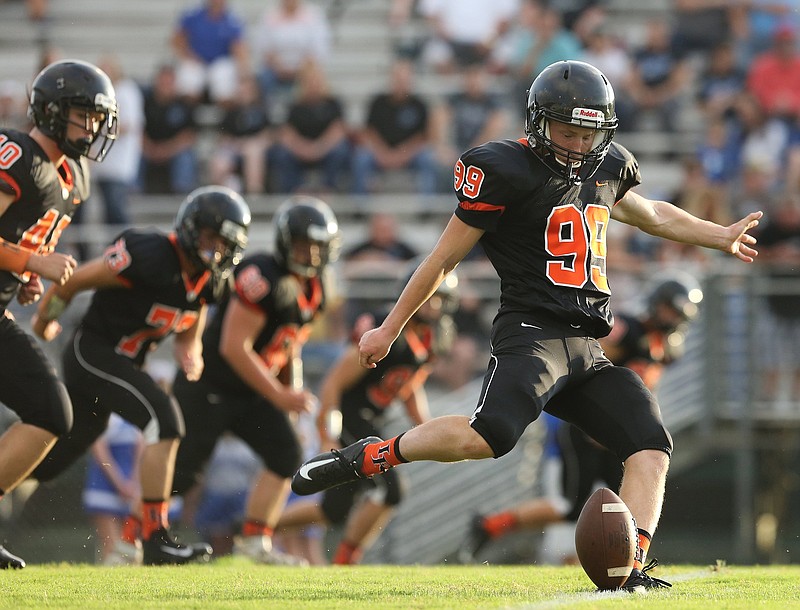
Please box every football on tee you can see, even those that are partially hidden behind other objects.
[574,487,636,590]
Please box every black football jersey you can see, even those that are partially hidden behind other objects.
[0,129,90,308]
[341,313,434,422]
[201,253,327,394]
[79,230,215,367]
[453,138,641,337]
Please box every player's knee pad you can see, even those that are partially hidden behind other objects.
[21,379,73,437]
[470,415,523,459]
[151,396,185,442]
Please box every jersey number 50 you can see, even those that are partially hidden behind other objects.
[545,204,609,293]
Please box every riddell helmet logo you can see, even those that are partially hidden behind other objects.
[572,107,603,119]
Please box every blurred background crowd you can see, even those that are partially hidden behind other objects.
[0,0,799,569]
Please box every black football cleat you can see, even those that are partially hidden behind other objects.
[142,527,213,566]
[457,514,490,564]
[292,436,383,496]
[0,545,25,569]
[622,559,672,593]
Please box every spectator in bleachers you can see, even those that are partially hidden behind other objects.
[730,161,778,220]
[343,212,419,326]
[696,41,747,123]
[783,125,800,195]
[269,61,351,194]
[497,0,583,99]
[671,0,736,57]
[746,24,800,122]
[417,0,519,74]
[579,21,636,131]
[388,0,428,61]
[752,194,800,407]
[557,0,608,36]
[661,156,733,265]
[209,75,272,194]
[351,59,438,196]
[0,79,28,131]
[741,0,800,62]
[431,62,509,192]
[731,92,792,192]
[626,19,694,132]
[72,55,144,260]
[345,212,419,263]
[171,0,250,107]
[696,116,740,186]
[251,0,332,100]
[139,64,199,194]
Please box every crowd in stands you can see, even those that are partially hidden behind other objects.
[2,0,798,224]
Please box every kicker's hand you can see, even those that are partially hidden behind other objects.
[725,211,762,263]
[358,326,395,369]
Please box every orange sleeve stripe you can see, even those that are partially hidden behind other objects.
[459,200,506,214]
[0,238,32,274]
[0,170,21,200]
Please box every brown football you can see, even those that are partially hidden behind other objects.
[574,487,636,590]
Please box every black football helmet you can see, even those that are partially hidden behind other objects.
[646,272,704,331]
[525,60,618,185]
[274,196,341,278]
[175,186,251,292]
[28,59,119,162]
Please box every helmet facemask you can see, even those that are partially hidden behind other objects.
[60,99,118,161]
[194,219,248,283]
[528,110,616,185]
[175,186,251,298]
[274,197,341,279]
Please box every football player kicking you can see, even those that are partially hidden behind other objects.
[277,269,459,565]
[30,186,250,565]
[457,274,703,578]
[170,196,339,566]
[292,60,763,592]
[0,59,118,569]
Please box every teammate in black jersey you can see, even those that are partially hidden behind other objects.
[292,60,763,591]
[277,268,459,565]
[170,196,340,565]
[0,59,118,569]
[457,274,703,566]
[30,186,250,565]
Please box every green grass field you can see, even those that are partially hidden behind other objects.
[2,559,800,609]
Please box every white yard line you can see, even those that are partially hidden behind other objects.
[507,569,714,609]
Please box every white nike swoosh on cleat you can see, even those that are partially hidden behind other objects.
[159,545,196,558]
[520,322,541,329]
[299,457,337,481]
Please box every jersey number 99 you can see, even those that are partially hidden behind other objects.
[545,204,609,293]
